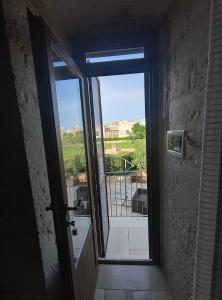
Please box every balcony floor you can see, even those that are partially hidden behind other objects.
[106,217,149,260]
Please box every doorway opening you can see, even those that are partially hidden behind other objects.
[97,73,149,260]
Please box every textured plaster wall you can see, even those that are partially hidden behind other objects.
[159,0,210,299]
[1,0,63,298]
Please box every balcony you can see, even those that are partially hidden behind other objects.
[106,170,149,259]
[106,170,148,217]
[66,170,149,260]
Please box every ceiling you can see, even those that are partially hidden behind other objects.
[32,0,175,41]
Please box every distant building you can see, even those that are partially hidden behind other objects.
[103,119,145,138]
[62,120,146,138]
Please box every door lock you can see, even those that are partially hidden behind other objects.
[72,227,78,236]
[66,220,78,236]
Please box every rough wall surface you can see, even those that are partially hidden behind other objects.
[1,0,63,298]
[159,0,210,299]
[193,0,222,298]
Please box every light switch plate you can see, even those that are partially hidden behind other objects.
[167,130,185,157]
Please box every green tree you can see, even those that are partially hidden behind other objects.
[74,131,84,144]
[104,153,134,172]
[64,150,86,174]
[131,123,146,139]
[131,139,147,171]
[105,155,123,172]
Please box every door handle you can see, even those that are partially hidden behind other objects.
[65,206,77,211]
[64,203,77,213]
[66,220,75,227]
[46,203,77,212]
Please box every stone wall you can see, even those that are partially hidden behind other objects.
[0,0,65,298]
[159,0,210,299]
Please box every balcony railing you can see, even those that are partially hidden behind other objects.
[106,170,148,217]
[65,170,148,218]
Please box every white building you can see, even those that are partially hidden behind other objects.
[103,120,145,138]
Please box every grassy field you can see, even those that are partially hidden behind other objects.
[104,139,143,150]
[62,138,144,161]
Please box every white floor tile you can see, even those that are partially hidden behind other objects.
[109,217,148,227]
[105,289,132,300]
[106,227,129,256]
[97,265,170,291]
[94,289,105,300]
[129,249,148,256]
[133,291,172,300]
[106,217,149,259]
[129,227,148,250]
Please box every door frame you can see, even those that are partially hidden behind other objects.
[29,13,98,299]
[72,36,160,265]
[88,77,110,257]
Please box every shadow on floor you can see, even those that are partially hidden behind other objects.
[94,265,172,300]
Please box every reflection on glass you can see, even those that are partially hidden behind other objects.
[91,78,109,248]
[52,51,91,264]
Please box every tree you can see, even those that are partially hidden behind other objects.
[105,155,123,172]
[131,139,147,171]
[104,153,134,172]
[131,123,146,139]
[74,131,84,144]
[64,150,86,174]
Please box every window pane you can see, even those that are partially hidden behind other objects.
[86,48,144,63]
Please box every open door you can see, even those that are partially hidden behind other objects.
[46,47,97,299]
[29,14,98,299]
[89,77,110,256]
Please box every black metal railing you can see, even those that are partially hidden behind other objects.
[65,170,148,217]
[106,170,148,217]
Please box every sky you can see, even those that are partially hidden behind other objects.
[86,52,144,63]
[55,78,83,129]
[55,74,145,128]
[54,54,145,129]
[99,73,145,124]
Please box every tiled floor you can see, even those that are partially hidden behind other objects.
[94,265,172,300]
[106,217,149,259]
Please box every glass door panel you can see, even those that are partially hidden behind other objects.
[52,51,91,265]
[90,77,109,255]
